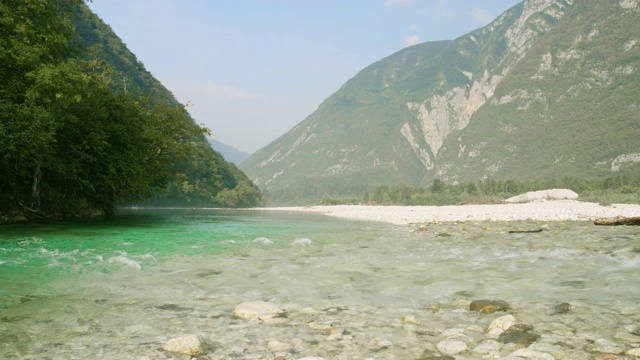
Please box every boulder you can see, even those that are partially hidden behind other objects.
[505,189,578,203]
[233,301,284,320]
[161,334,207,356]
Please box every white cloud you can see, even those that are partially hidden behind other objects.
[404,34,421,47]
[385,0,411,8]
[472,6,494,24]
[410,23,418,31]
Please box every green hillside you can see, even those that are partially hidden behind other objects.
[242,0,640,205]
[0,1,261,222]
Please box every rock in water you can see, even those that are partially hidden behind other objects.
[551,302,571,315]
[594,216,640,226]
[487,314,517,332]
[469,300,511,314]
[233,301,284,320]
[498,331,541,347]
[161,334,207,356]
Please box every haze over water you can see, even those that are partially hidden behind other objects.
[1,209,639,358]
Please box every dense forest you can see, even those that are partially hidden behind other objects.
[0,0,262,222]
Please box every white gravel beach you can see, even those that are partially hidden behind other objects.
[261,200,640,225]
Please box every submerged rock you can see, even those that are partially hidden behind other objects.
[589,355,634,360]
[506,348,555,360]
[161,334,207,356]
[470,300,511,314]
[594,216,640,226]
[436,339,468,355]
[232,301,284,320]
[487,314,517,332]
[551,302,572,315]
[498,331,541,346]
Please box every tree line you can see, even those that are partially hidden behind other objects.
[319,170,640,206]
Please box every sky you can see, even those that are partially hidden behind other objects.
[87,0,521,154]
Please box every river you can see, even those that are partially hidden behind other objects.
[0,209,639,359]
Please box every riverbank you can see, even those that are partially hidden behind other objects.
[258,200,640,225]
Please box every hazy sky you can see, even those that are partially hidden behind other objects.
[88,0,521,154]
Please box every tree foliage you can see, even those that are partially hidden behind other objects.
[0,1,262,220]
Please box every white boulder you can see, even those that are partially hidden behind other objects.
[161,334,207,356]
[505,189,578,203]
[487,314,517,332]
[232,301,284,320]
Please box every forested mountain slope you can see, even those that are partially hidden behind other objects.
[241,0,640,204]
[0,1,261,222]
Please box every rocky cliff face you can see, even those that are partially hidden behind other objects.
[242,0,640,204]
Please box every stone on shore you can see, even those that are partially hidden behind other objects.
[161,334,207,356]
[232,301,284,320]
[505,189,578,203]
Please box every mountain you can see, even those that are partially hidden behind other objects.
[241,0,640,204]
[207,138,251,165]
[72,5,262,208]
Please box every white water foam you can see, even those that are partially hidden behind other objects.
[292,237,313,246]
[107,255,142,271]
[254,237,273,245]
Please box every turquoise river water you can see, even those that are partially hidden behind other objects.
[0,208,639,359]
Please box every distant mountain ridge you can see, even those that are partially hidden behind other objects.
[241,0,640,204]
[207,138,251,165]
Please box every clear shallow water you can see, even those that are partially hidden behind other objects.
[0,209,639,359]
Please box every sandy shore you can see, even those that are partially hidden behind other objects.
[258,200,640,225]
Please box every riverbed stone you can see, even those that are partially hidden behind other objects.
[473,339,501,355]
[628,348,640,357]
[584,338,626,354]
[498,331,541,347]
[268,340,293,352]
[487,314,517,332]
[232,301,284,320]
[440,328,467,339]
[589,355,634,360]
[436,339,468,355]
[470,299,511,314]
[161,334,207,356]
[505,348,555,360]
